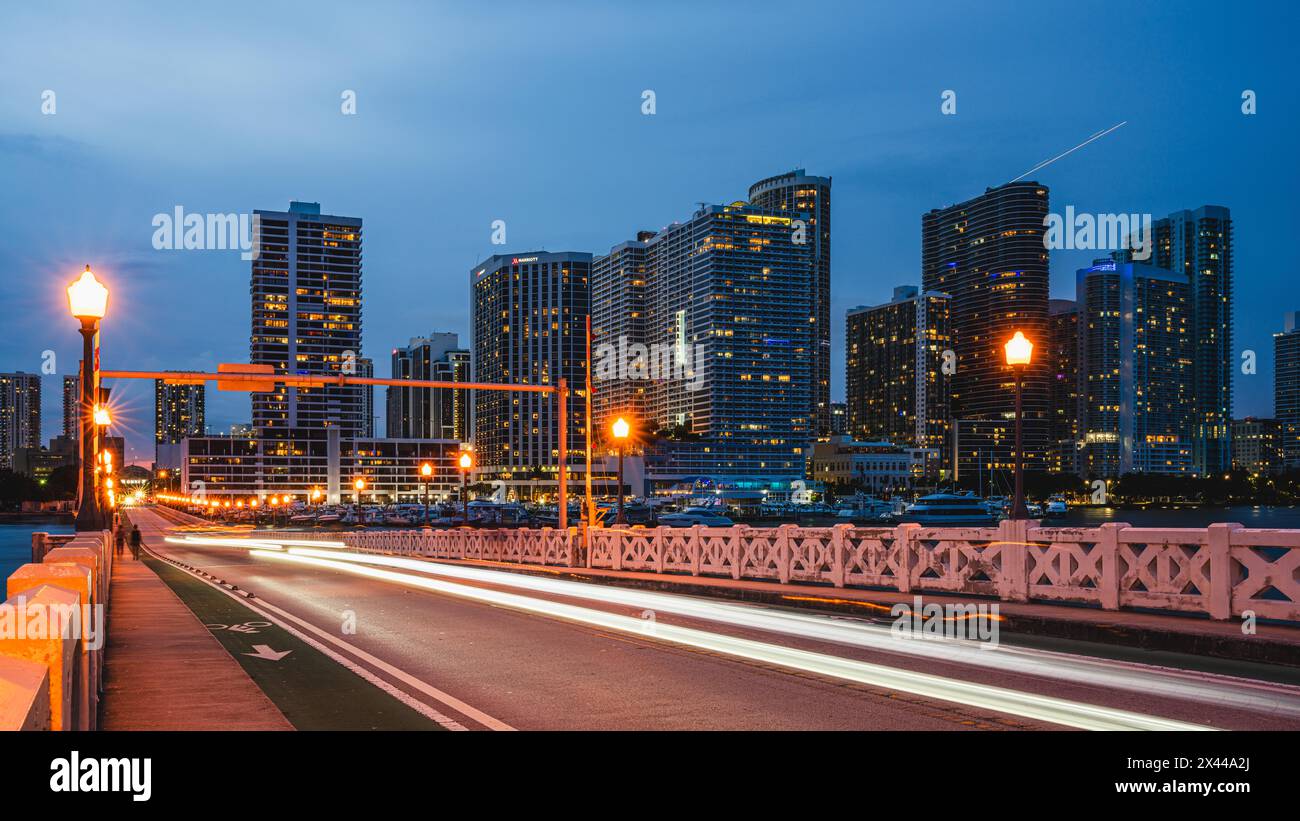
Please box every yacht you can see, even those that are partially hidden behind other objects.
[1044,496,1068,518]
[899,493,999,526]
[658,507,734,527]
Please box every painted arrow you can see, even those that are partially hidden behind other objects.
[243,644,292,661]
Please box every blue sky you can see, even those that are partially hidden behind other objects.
[2,1,1296,464]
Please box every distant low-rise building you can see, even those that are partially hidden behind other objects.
[808,435,934,492]
[1232,418,1284,477]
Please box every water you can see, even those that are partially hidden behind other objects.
[0,519,74,580]
[1053,505,1300,529]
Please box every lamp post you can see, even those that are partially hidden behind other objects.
[68,266,109,532]
[1004,330,1034,519]
[420,462,433,526]
[458,452,473,525]
[611,416,631,525]
[354,477,366,507]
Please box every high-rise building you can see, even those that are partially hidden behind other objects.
[1147,206,1233,476]
[357,357,374,438]
[923,182,1051,478]
[748,170,832,435]
[1232,418,1283,477]
[387,333,470,441]
[1047,299,1082,475]
[250,201,367,437]
[154,379,205,445]
[1077,260,1192,477]
[471,252,591,481]
[590,233,652,428]
[594,201,814,482]
[829,402,848,436]
[0,372,41,471]
[845,286,951,452]
[62,375,78,441]
[1276,311,1300,470]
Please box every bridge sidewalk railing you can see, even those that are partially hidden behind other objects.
[271,520,1300,624]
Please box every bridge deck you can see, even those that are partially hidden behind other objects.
[99,523,291,730]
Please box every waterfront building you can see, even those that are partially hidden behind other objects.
[808,435,935,492]
[1077,259,1192,477]
[748,169,832,435]
[470,252,591,487]
[922,182,1051,476]
[1047,299,1082,475]
[844,285,951,455]
[1145,206,1234,476]
[593,199,813,482]
[1231,417,1284,477]
[1276,311,1300,470]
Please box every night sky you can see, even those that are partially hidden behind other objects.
[3,1,1296,464]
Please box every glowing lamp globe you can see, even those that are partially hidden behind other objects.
[612,417,631,440]
[1004,331,1034,367]
[421,462,433,477]
[459,453,473,470]
[67,266,109,321]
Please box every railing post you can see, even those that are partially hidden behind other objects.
[997,518,1030,603]
[730,527,744,580]
[690,525,702,576]
[894,523,919,593]
[830,523,851,588]
[654,526,665,574]
[611,528,623,571]
[1207,522,1243,620]
[1097,522,1127,611]
[776,524,794,584]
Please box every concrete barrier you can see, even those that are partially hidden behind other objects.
[0,584,83,730]
[41,547,105,701]
[0,657,51,731]
[6,565,95,730]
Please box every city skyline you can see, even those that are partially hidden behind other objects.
[2,2,1296,462]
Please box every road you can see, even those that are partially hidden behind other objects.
[129,508,1300,731]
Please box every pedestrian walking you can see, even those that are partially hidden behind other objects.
[114,527,126,557]
[129,524,143,560]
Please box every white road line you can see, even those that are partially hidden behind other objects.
[142,532,513,731]
[255,548,1216,732]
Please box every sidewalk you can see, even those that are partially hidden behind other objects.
[434,556,1300,668]
[100,527,291,731]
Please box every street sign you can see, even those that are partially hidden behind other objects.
[217,362,276,392]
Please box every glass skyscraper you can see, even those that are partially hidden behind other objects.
[1276,311,1300,470]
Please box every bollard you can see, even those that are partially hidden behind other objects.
[6,565,95,730]
[0,585,82,731]
[0,656,52,730]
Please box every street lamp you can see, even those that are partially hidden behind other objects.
[457,452,473,525]
[420,462,433,525]
[1004,330,1034,519]
[611,416,631,525]
[354,477,367,507]
[68,265,108,532]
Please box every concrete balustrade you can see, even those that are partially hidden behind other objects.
[0,657,51,731]
[309,520,1300,623]
[0,529,113,732]
[0,584,84,730]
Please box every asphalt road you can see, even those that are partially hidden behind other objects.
[130,509,1300,731]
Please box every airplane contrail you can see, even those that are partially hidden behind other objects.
[1009,120,1127,183]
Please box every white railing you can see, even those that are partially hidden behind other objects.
[250,521,1300,622]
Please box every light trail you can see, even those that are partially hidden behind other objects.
[275,547,1300,719]
[1009,121,1127,182]
[253,548,1213,731]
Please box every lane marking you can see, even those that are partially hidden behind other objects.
[141,530,512,731]
[254,549,1214,732]
[279,546,1300,720]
